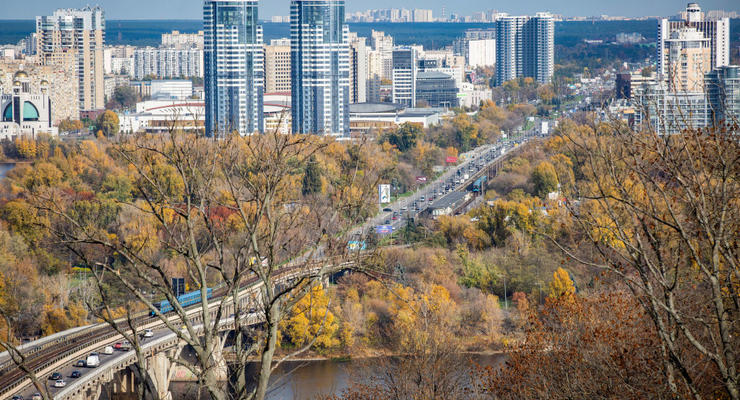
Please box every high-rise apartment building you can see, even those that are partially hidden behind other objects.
[203,0,264,136]
[658,3,730,79]
[264,41,291,93]
[370,30,394,80]
[413,9,433,22]
[36,7,105,113]
[392,47,417,108]
[662,27,711,92]
[706,65,740,125]
[348,32,368,104]
[291,0,350,136]
[134,48,204,80]
[495,12,554,86]
[161,30,204,50]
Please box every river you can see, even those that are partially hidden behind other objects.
[0,163,14,180]
[169,354,506,400]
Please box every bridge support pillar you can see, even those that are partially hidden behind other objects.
[147,352,174,400]
[110,368,138,400]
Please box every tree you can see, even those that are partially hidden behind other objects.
[58,119,84,133]
[96,110,119,137]
[531,161,559,198]
[382,123,422,153]
[112,86,139,109]
[24,128,375,400]
[547,267,575,298]
[302,155,322,195]
[280,284,339,350]
[552,123,740,399]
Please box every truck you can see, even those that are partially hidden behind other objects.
[85,353,100,368]
[541,121,550,135]
[463,173,469,181]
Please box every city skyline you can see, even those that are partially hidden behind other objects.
[3,0,739,20]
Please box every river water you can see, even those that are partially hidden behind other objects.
[0,163,13,180]
[170,354,506,400]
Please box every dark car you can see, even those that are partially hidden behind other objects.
[382,208,392,212]
[71,370,82,379]
[49,372,63,380]
[384,219,391,225]
[11,395,24,400]
[75,360,86,367]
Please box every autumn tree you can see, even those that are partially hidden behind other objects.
[58,119,84,133]
[382,123,422,153]
[552,123,740,399]
[531,161,559,198]
[547,267,575,299]
[96,110,119,137]
[280,284,340,351]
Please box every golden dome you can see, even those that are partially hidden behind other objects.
[13,80,21,87]
[40,80,49,86]
[14,71,28,79]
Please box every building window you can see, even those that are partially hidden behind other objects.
[2,104,12,122]
[23,101,40,121]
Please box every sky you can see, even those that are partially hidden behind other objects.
[2,0,739,20]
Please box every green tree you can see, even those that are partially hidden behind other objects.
[383,123,422,153]
[96,111,120,137]
[112,86,139,109]
[302,155,322,195]
[531,161,559,198]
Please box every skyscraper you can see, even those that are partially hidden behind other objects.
[264,39,292,93]
[658,3,730,78]
[204,0,264,136]
[392,47,417,108]
[495,13,554,86]
[36,7,105,114]
[663,27,711,92]
[291,0,350,136]
[348,32,368,104]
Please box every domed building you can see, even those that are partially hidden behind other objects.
[0,70,56,140]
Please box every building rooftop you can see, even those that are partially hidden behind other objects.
[349,103,404,113]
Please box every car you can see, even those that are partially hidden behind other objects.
[31,394,42,400]
[11,395,23,400]
[103,346,114,355]
[75,359,86,367]
[71,370,82,378]
[86,353,100,367]
[384,219,391,225]
[400,206,407,211]
[54,379,66,388]
[391,215,397,221]
[49,372,63,381]
[382,208,392,212]
[142,329,154,338]
[113,342,123,350]
[120,340,132,350]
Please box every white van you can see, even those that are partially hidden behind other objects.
[85,353,100,368]
[102,346,114,355]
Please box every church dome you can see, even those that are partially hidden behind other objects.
[14,71,28,79]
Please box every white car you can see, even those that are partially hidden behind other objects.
[54,379,66,388]
[143,329,154,338]
[103,346,114,355]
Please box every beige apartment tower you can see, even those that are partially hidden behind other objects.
[36,6,105,114]
[264,39,291,93]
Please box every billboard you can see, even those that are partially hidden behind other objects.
[416,176,427,183]
[379,184,391,204]
[347,241,367,251]
[446,156,458,164]
[376,225,394,235]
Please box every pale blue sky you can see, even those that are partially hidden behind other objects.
[2,0,738,19]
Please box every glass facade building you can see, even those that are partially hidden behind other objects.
[706,65,740,126]
[204,0,264,136]
[291,0,350,135]
[495,13,554,86]
[416,71,459,108]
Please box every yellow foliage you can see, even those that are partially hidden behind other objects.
[548,267,576,299]
[280,285,340,350]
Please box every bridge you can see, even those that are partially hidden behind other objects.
[0,132,537,400]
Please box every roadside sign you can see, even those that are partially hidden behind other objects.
[446,156,458,164]
[379,184,391,204]
[347,241,367,251]
[376,225,394,235]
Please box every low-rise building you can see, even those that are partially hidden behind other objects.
[415,71,459,108]
[1,71,56,139]
[348,102,446,135]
